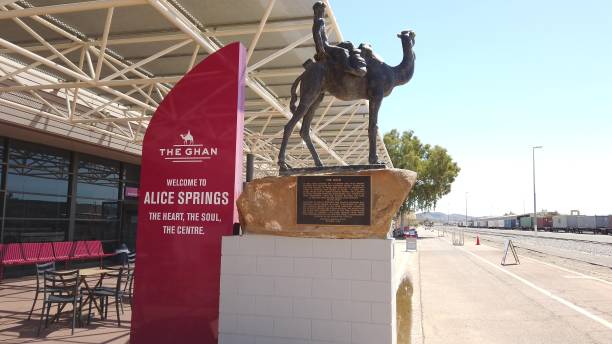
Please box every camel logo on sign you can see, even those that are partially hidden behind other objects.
[157,129,219,163]
[180,130,194,145]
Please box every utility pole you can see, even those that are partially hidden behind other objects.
[532,146,543,232]
[465,192,468,227]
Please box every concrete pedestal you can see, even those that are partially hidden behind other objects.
[218,235,408,344]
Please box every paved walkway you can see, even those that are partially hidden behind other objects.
[0,276,130,343]
[418,230,612,344]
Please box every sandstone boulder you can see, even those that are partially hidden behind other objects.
[237,168,416,239]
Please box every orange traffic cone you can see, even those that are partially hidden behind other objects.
[476,235,480,245]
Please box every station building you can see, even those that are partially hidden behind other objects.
[0,0,392,252]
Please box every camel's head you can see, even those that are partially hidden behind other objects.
[397,30,416,48]
[313,1,326,18]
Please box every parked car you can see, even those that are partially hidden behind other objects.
[392,227,406,238]
[405,228,418,238]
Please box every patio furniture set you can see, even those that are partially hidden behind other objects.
[0,241,135,335]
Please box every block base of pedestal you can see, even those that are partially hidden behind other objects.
[218,235,415,344]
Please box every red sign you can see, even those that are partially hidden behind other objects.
[130,42,246,343]
[124,186,139,198]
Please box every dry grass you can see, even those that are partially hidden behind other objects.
[396,277,413,344]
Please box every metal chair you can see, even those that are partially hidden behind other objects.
[28,262,55,320]
[86,267,132,326]
[122,266,135,305]
[126,252,136,267]
[121,253,135,300]
[37,270,82,336]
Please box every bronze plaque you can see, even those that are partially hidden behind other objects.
[297,175,371,225]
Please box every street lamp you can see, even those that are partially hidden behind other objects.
[532,146,543,232]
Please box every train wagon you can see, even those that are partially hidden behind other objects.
[519,216,532,230]
[552,215,567,231]
[553,215,578,232]
[575,216,597,233]
[487,220,504,228]
[504,219,517,229]
[595,216,610,235]
[537,216,553,231]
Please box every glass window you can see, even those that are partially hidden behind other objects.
[2,140,70,243]
[2,219,68,243]
[0,190,5,220]
[0,138,5,221]
[7,140,69,196]
[76,181,119,200]
[5,192,69,218]
[76,199,119,220]
[74,220,118,241]
[0,137,5,182]
[0,138,138,246]
[7,173,69,196]
[124,163,140,184]
[78,155,119,180]
[77,155,119,200]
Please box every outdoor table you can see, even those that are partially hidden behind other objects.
[46,267,114,325]
[79,267,114,319]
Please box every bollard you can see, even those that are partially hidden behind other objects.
[405,236,417,251]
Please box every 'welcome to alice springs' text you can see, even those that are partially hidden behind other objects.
[145,178,227,236]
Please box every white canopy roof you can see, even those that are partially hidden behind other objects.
[0,0,392,177]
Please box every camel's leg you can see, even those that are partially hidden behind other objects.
[278,115,301,170]
[278,66,325,170]
[368,94,383,164]
[278,93,320,170]
[300,93,325,167]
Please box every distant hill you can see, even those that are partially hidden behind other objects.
[416,212,474,223]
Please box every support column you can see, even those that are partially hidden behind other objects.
[0,138,8,242]
[246,153,254,182]
[67,152,78,241]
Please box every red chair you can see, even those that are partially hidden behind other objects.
[71,241,90,260]
[38,243,55,263]
[85,241,115,267]
[2,243,25,264]
[22,243,42,263]
[52,241,73,268]
[1,243,26,281]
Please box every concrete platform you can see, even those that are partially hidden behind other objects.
[417,229,612,344]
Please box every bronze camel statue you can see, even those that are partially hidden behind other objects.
[277,1,416,171]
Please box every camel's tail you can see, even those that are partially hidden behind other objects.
[290,59,315,113]
[289,73,303,114]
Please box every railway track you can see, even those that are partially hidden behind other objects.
[437,226,612,269]
[457,227,612,246]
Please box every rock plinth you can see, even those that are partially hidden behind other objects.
[237,168,416,239]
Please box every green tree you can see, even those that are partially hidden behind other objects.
[383,129,460,212]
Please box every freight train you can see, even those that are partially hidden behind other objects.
[458,214,612,235]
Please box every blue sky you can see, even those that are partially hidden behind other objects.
[332,0,612,216]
